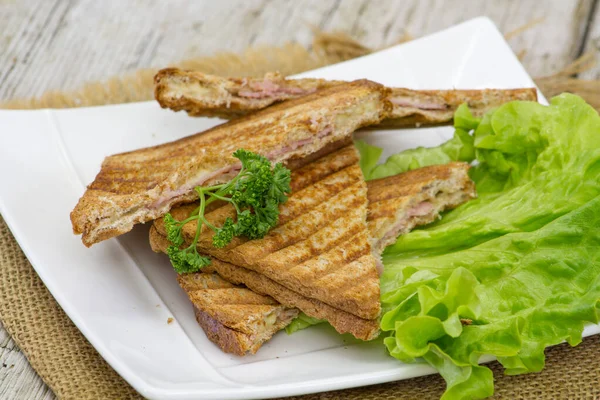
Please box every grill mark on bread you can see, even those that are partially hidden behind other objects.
[289,145,359,191]
[263,211,366,271]
[255,210,369,293]
[280,243,375,314]
[313,253,378,297]
[152,226,379,340]
[207,258,380,340]
[172,170,365,263]
[198,186,379,319]
[367,197,412,220]
[278,165,363,225]
[285,230,372,281]
[154,146,361,237]
[226,180,366,265]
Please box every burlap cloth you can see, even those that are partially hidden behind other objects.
[1,32,599,400]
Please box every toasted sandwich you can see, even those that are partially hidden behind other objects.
[154,69,537,126]
[71,80,390,247]
[151,225,381,341]
[153,145,382,339]
[176,271,298,356]
[151,146,475,353]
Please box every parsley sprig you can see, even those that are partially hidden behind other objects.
[164,149,291,273]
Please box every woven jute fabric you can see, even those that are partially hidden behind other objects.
[1,32,599,400]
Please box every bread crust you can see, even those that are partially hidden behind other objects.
[208,258,381,340]
[175,272,298,355]
[154,68,537,127]
[193,306,297,355]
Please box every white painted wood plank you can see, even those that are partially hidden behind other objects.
[0,0,593,102]
[0,322,17,352]
[579,1,600,79]
[0,322,56,400]
[320,0,593,77]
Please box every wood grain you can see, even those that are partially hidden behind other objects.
[0,0,595,102]
[579,0,600,79]
[0,323,54,400]
[0,0,597,398]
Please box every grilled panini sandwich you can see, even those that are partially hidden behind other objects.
[154,69,537,126]
[176,271,299,356]
[71,80,389,247]
[151,148,476,354]
[153,145,382,340]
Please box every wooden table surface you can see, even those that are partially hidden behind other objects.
[1,0,599,398]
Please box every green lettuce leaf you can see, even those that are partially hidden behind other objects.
[355,139,383,180]
[382,196,600,399]
[369,104,478,180]
[381,94,600,399]
[387,95,600,258]
[285,313,324,334]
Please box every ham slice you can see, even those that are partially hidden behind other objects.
[238,79,315,99]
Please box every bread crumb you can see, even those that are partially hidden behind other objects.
[156,304,160,308]
[167,317,174,324]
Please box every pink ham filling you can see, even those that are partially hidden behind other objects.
[377,201,435,253]
[150,164,242,209]
[389,97,449,110]
[373,201,435,276]
[268,127,333,158]
[150,126,334,210]
[238,80,315,99]
[374,257,385,276]
[239,81,451,112]
[407,201,435,217]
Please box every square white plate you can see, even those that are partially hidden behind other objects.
[1,17,598,399]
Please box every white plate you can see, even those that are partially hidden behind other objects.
[0,17,597,400]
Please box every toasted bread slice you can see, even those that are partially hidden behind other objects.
[155,69,537,126]
[151,227,379,341]
[177,272,298,355]
[155,70,337,119]
[71,80,389,247]
[382,87,537,127]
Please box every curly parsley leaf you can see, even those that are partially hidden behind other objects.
[164,149,291,273]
